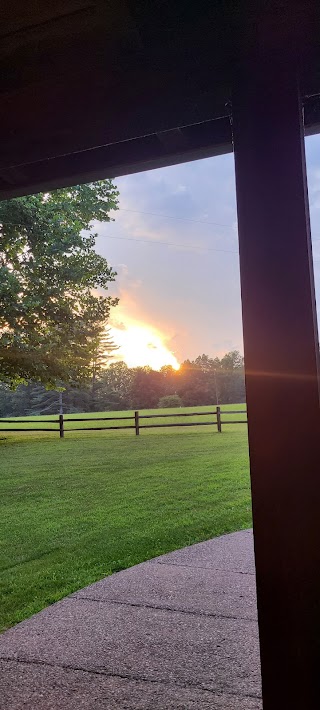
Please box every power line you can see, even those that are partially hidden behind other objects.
[118,207,235,229]
[1,205,236,230]
[3,212,320,250]
[0,220,239,253]
[118,210,320,243]
[104,234,238,254]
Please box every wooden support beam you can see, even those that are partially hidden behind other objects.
[233,58,320,707]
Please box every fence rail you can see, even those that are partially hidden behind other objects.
[0,406,247,438]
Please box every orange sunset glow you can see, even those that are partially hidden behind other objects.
[109,322,180,371]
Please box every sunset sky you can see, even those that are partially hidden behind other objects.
[94,135,320,369]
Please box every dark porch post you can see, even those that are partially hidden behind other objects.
[233,60,320,707]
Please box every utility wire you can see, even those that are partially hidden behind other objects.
[2,212,320,252]
[104,234,238,254]
[0,219,239,253]
[0,222,239,254]
[117,207,235,229]
[0,206,237,232]
[116,208,320,243]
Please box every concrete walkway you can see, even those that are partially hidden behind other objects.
[0,530,262,709]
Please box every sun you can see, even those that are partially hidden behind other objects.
[110,323,180,370]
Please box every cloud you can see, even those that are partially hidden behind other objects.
[110,320,127,331]
[93,155,243,360]
[93,138,320,361]
[173,184,188,194]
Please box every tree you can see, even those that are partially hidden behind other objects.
[130,366,163,409]
[0,181,119,388]
[0,350,246,417]
[219,350,245,403]
[176,352,245,406]
[96,361,133,410]
[177,359,211,406]
[158,394,183,408]
[90,328,117,410]
[160,365,178,395]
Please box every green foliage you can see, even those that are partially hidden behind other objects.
[0,181,119,388]
[177,351,245,406]
[129,366,164,409]
[90,328,118,410]
[96,361,133,410]
[158,394,183,408]
[0,351,245,416]
[0,411,251,630]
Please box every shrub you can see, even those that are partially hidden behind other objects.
[158,394,183,408]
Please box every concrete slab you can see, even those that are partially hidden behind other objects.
[73,560,257,620]
[0,598,261,697]
[0,660,262,710]
[0,530,261,708]
[153,529,255,574]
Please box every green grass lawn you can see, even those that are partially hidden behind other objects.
[0,404,251,632]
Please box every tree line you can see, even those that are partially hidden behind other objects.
[0,351,245,417]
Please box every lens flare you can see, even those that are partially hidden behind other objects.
[110,322,179,370]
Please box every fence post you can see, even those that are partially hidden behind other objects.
[216,406,222,433]
[59,414,64,438]
[134,410,140,436]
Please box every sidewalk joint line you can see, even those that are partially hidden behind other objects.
[69,595,256,622]
[0,656,262,701]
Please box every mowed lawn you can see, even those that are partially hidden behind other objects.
[0,405,251,632]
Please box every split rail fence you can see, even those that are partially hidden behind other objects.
[0,407,247,438]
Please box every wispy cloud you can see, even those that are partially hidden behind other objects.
[93,139,320,361]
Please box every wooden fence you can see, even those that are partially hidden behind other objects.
[0,407,247,438]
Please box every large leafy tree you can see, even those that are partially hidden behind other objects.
[0,181,119,387]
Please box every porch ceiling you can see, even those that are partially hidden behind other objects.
[1,1,320,198]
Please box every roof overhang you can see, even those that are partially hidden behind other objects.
[1,1,320,198]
